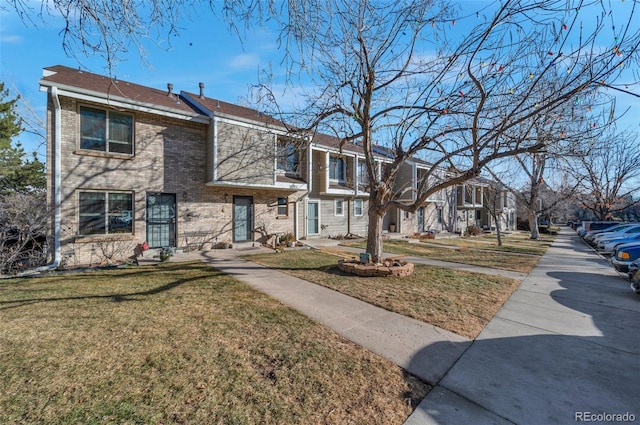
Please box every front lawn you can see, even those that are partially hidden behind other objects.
[0,262,427,425]
[417,232,555,256]
[246,250,520,339]
[342,238,543,273]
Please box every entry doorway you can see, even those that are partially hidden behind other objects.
[307,200,319,235]
[146,193,176,248]
[233,196,254,242]
[417,207,425,233]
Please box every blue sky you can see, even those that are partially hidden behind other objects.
[1,2,639,163]
[0,6,284,160]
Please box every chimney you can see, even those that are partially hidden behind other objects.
[167,83,174,96]
[199,82,205,98]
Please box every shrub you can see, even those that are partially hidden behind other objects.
[466,226,481,236]
[279,232,296,245]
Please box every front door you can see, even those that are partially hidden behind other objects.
[307,201,319,235]
[146,193,176,248]
[233,196,253,242]
[417,207,424,233]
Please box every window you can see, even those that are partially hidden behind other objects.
[80,106,134,154]
[357,160,369,187]
[329,156,346,182]
[277,197,288,216]
[79,191,133,235]
[437,208,443,224]
[464,185,473,204]
[354,199,363,216]
[334,199,344,216]
[277,139,300,174]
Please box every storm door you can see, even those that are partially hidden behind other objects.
[417,207,425,233]
[146,193,176,248]
[307,201,319,235]
[233,196,254,242]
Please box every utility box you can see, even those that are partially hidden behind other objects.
[360,253,371,264]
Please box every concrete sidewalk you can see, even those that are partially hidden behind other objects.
[406,228,640,424]
[195,249,471,385]
[186,229,639,424]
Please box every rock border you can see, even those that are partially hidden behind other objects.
[338,258,415,277]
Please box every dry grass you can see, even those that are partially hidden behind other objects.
[246,250,520,339]
[416,232,555,256]
[342,238,543,273]
[0,262,428,425]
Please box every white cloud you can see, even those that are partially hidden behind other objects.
[228,53,260,70]
[0,34,22,43]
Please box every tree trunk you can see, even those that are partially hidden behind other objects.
[528,210,540,240]
[366,206,384,263]
[495,219,503,246]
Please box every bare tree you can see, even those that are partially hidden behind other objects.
[482,182,506,246]
[0,191,48,274]
[568,130,640,220]
[8,0,640,261]
[487,121,584,240]
[4,0,202,72]
[241,0,640,261]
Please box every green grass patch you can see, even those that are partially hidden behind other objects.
[246,250,520,339]
[0,262,428,424]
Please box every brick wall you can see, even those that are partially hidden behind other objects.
[53,95,208,266]
[50,94,306,266]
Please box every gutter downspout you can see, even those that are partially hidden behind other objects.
[37,86,62,270]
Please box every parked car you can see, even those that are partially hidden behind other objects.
[592,224,640,247]
[598,233,640,254]
[579,221,619,238]
[585,223,638,245]
[627,259,639,280]
[628,261,640,294]
[610,244,640,273]
[612,240,640,257]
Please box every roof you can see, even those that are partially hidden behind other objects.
[182,92,289,128]
[38,65,433,165]
[312,133,391,160]
[39,65,203,117]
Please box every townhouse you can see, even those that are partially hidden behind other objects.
[39,65,510,266]
[455,177,517,233]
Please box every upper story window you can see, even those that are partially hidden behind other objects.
[80,106,134,155]
[465,186,473,204]
[277,139,300,175]
[357,160,369,187]
[329,156,346,182]
[78,190,133,236]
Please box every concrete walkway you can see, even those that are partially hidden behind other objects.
[184,229,639,424]
[194,248,471,385]
[406,228,640,424]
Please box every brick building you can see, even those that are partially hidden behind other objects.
[40,65,490,266]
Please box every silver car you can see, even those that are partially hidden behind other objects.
[591,224,640,246]
[597,233,640,254]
